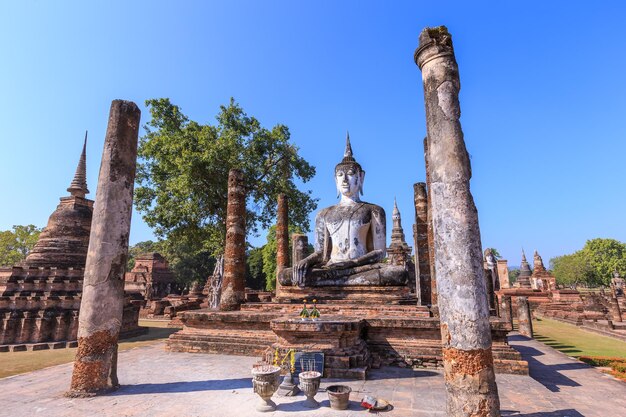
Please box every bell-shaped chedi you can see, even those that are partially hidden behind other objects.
[387,199,412,266]
[515,249,532,289]
[23,133,93,269]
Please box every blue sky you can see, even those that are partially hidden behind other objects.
[1,1,625,266]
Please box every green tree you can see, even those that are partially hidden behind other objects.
[580,238,626,286]
[508,268,520,285]
[550,252,595,289]
[135,98,318,260]
[246,247,266,290]
[0,225,42,266]
[487,248,502,260]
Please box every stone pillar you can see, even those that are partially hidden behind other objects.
[424,138,438,307]
[516,296,533,338]
[497,260,510,289]
[292,234,308,267]
[415,26,500,416]
[275,194,289,298]
[220,169,246,311]
[413,182,431,305]
[499,295,513,328]
[68,100,140,396]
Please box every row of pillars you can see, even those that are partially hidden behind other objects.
[66,26,508,416]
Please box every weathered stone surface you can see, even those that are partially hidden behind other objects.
[220,169,246,311]
[69,99,140,396]
[415,26,500,416]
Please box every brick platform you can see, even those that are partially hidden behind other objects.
[166,302,528,376]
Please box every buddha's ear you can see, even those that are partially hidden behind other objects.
[336,182,341,199]
[359,170,366,196]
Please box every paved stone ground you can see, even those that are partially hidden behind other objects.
[1,333,624,417]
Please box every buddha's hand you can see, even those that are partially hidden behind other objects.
[293,258,309,286]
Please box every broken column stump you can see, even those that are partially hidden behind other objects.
[415,26,501,416]
[499,295,513,328]
[517,296,534,338]
[67,100,140,396]
[220,169,246,311]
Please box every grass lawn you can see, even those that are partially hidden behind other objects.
[532,317,626,359]
[0,320,179,379]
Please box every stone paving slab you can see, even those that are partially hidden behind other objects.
[0,333,624,417]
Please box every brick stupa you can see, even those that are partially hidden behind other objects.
[0,134,143,351]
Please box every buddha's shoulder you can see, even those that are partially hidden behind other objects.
[359,201,386,215]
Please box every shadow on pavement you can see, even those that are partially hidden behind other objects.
[366,366,439,380]
[112,377,252,395]
[508,338,589,392]
[502,409,585,417]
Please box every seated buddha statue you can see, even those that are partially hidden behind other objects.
[278,134,409,288]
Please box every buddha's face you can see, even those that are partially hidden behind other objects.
[335,166,362,198]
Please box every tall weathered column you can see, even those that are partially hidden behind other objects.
[275,194,289,298]
[415,27,500,416]
[424,138,438,307]
[220,169,246,311]
[68,100,140,396]
[413,182,431,305]
[516,296,533,338]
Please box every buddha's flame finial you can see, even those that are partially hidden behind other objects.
[67,131,89,198]
[345,131,353,158]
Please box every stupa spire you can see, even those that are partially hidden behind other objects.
[344,131,354,161]
[67,131,89,198]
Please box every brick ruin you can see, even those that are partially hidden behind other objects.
[496,250,626,341]
[167,138,527,380]
[0,134,143,353]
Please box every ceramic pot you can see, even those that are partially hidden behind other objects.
[251,365,281,412]
[298,371,321,408]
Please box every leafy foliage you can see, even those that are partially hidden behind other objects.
[246,247,266,290]
[550,252,595,289]
[580,238,626,285]
[135,98,318,259]
[549,238,626,288]
[0,225,42,266]
[508,268,520,284]
[487,248,502,260]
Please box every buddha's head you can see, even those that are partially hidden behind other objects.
[335,133,365,199]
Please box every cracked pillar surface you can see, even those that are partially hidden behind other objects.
[275,194,289,298]
[516,296,533,338]
[415,26,501,416]
[220,169,246,311]
[413,182,431,305]
[68,100,140,396]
